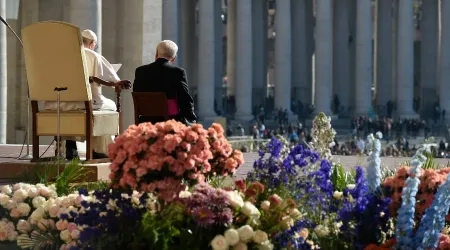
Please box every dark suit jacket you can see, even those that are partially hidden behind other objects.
[132,58,197,124]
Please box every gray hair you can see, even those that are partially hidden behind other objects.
[156,40,178,59]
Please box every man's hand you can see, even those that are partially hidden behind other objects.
[115,80,132,90]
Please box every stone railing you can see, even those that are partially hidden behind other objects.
[227,136,269,152]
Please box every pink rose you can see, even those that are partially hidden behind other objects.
[70,229,80,239]
[56,220,68,231]
[10,209,21,218]
[67,223,77,233]
[181,142,191,151]
[109,163,120,172]
[0,231,6,241]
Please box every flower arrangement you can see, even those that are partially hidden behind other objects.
[108,120,244,202]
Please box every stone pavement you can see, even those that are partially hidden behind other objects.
[236,153,450,179]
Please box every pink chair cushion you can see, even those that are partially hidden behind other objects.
[167,99,179,116]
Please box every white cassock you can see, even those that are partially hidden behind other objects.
[43,48,120,155]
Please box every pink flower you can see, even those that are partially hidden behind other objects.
[49,206,60,218]
[56,220,68,231]
[10,209,20,218]
[181,142,191,151]
[0,231,6,241]
[109,163,120,172]
[67,223,77,233]
[136,167,148,178]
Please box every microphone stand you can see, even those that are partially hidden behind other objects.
[0,16,32,160]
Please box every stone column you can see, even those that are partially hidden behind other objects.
[116,0,163,128]
[396,0,417,118]
[392,0,398,102]
[181,0,197,89]
[305,0,314,105]
[375,0,393,108]
[292,0,308,104]
[214,0,223,114]
[197,0,217,121]
[349,0,357,111]
[162,0,181,65]
[355,0,373,116]
[0,0,6,144]
[314,0,333,115]
[226,0,236,97]
[440,0,450,120]
[235,0,253,121]
[6,16,17,143]
[252,0,267,108]
[275,0,292,113]
[332,0,350,112]
[69,0,102,53]
[421,0,438,118]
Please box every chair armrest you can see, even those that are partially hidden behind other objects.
[88,77,131,114]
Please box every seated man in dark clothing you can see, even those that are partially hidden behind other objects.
[133,40,196,125]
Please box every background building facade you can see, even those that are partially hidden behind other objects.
[0,0,445,144]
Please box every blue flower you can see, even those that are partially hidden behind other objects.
[415,173,450,249]
[395,152,426,249]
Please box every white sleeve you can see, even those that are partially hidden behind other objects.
[98,55,120,82]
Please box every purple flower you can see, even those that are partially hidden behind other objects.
[193,207,215,227]
[216,208,233,225]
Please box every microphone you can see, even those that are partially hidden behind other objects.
[0,15,23,47]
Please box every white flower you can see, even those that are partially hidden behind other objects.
[380,212,385,217]
[289,208,302,220]
[314,225,330,238]
[0,194,9,206]
[16,220,31,233]
[260,200,270,211]
[37,219,50,231]
[252,230,268,244]
[7,230,18,241]
[329,141,336,148]
[227,191,244,209]
[346,184,356,190]
[211,235,229,250]
[333,191,343,200]
[179,191,192,198]
[17,203,31,216]
[39,187,51,198]
[61,197,74,208]
[0,185,12,194]
[237,225,255,243]
[281,216,294,230]
[5,200,17,210]
[60,229,72,243]
[242,202,260,218]
[375,132,383,139]
[32,196,46,208]
[70,229,80,239]
[30,207,45,221]
[233,242,248,250]
[257,240,274,250]
[12,189,28,201]
[224,229,240,246]
[348,194,354,203]
[27,187,39,198]
[333,221,343,231]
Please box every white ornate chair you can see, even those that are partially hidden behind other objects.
[21,21,129,161]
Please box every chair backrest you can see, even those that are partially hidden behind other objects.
[22,21,91,102]
[132,92,170,124]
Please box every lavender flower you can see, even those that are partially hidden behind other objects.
[395,152,426,250]
[366,133,382,193]
[192,207,215,227]
[415,173,450,249]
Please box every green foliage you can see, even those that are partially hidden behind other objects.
[53,159,93,196]
[332,163,354,192]
[133,203,186,250]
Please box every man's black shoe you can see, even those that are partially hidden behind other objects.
[93,151,109,159]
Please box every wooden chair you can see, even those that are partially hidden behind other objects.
[132,92,170,125]
[21,21,130,161]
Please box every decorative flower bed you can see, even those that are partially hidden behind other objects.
[1,117,450,249]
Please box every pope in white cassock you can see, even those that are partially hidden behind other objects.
[44,29,122,160]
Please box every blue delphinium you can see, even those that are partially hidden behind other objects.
[414,173,450,249]
[395,152,426,250]
[366,133,382,193]
[248,137,320,192]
